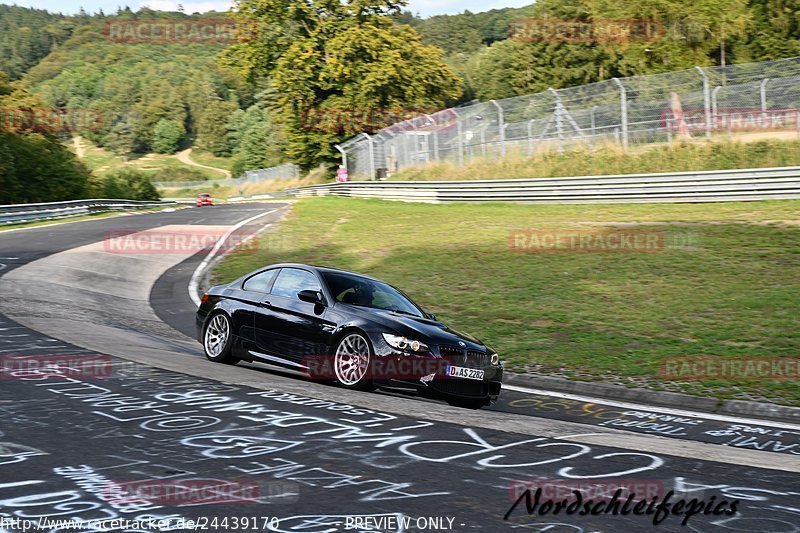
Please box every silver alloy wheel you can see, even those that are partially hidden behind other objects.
[204,314,229,358]
[334,333,370,386]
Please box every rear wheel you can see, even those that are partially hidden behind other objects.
[203,313,237,364]
[333,332,375,391]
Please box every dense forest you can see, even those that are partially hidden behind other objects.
[2,0,800,202]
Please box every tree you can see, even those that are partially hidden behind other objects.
[733,0,800,62]
[197,99,240,156]
[100,168,160,201]
[583,0,750,73]
[104,119,146,156]
[223,0,462,169]
[0,131,92,203]
[151,118,185,154]
[0,72,12,97]
[227,104,287,176]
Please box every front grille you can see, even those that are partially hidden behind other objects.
[438,345,489,369]
[439,344,465,365]
[439,345,463,357]
[467,350,490,367]
[431,377,487,397]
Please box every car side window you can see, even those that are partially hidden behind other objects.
[271,268,321,299]
[242,269,278,293]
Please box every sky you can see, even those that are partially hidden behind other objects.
[9,0,533,18]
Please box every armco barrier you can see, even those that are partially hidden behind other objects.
[264,166,800,204]
[0,199,179,225]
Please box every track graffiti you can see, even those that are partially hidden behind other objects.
[503,394,800,455]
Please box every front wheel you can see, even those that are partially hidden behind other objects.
[333,332,375,391]
[203,313,237,364]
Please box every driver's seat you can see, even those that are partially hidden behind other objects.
[342,291,358,304]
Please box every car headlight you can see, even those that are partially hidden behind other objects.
[382,333,428,353]
[491,353,500,365]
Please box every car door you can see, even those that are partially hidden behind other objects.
[234,268,279,351]
[253,267,334,364]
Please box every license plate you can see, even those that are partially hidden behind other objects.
[446,365,485,381]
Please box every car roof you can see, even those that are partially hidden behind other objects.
[260,263,383,283]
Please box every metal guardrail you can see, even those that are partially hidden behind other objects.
[262,166,800,204]
[0,199,178,225]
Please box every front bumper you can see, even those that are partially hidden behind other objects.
[376,364,503,405]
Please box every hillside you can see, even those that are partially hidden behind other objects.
[17,14,253,156]
[0,5,77,80]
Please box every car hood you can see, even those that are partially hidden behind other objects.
[337,304,485,349]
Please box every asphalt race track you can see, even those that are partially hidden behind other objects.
[0,203,798,533]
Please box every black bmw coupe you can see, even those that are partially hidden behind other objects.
[196,263,503,408]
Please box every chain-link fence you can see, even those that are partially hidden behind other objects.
[338,57,800,180]
[153,163,300,189]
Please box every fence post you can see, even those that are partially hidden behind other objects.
[362,133,376,180]
[425,114,439,161]
[527,119,536,156]
[760,78,769,127]
[711,86,722,118]
[489,100,506,157]
[395,121,411,170]
[452,109,464,166]
[611,78,629,150]
[694,66,711,140]
[405,126,416,166]
[590,105,598,147]
[334,144,347,174]
[549,88,565,154]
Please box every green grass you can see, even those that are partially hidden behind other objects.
[72,139,225,181]
[391,138,800,181]
[214,197,800,405]
[160,166,330,200]
[189,151,233,172]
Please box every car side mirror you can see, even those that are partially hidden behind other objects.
[298,289,325,306]
[427,312,437,321]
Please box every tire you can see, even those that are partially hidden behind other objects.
[203,313,238,365]
[333,332,376,391]
[447,398,487,410]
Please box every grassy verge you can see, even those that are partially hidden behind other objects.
[390,138,800,181]
[73,139,226,180]
[188,151,233,172]
[160,167,330,200]
[214,197,800,405]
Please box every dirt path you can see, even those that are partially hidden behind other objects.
[72,136,85,158]
[176,148,231,178]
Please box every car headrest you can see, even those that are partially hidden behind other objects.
[342,291,357,304]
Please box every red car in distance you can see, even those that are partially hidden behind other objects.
[196,193,214,207]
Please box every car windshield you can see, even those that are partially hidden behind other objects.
[198,194,210,197]
[321,271,424,317]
